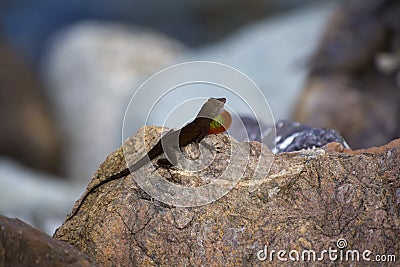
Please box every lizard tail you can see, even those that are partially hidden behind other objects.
[67,168,130,220]
[68,153,154,220]
[128,154,152,172]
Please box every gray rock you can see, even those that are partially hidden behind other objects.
[41,21,186,180]
[272,120,349,153]
[0,157,82,235]
[228,117,349,153]
[179,3,336,120]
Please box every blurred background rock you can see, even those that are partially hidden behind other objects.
[294,0,400,149]
[2,0,398,235]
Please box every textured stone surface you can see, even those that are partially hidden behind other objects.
[54,127,399,266]
[0,215,95,267]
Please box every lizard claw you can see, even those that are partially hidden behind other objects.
[154,158,177,180]
[200,140,226,154]
[214,146,224,153]
[199,140,215,152]
[156,158,175,169]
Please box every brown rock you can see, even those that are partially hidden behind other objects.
[54,127,399,266]
[309,0,386,74]
[294,74,399,148]
[0,215,96,266]
[327,138,400,155]
[294,0,400,149]
[0,38,61,174]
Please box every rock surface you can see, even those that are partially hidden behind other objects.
[0,215,96,266]
[294,0,400,149]
[54,127,399,266]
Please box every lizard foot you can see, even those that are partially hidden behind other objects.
[156,158,174,168]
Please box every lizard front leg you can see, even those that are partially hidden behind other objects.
[198,127,223,153]
[155,145,178,180]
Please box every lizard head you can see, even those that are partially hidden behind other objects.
[197,97,231,134]
[197,97,226,120]
[215,97,226,103]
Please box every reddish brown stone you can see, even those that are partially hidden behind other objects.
[54,128,400,266]
[0,215,96,266]
[327,138,400,155]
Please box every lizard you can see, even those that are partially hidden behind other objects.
[67,97,230,220]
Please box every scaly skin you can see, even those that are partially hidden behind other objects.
[67,97,227,220]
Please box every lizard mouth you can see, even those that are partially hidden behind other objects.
[216,98,226,103]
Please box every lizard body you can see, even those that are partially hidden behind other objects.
[68,97,227,219]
